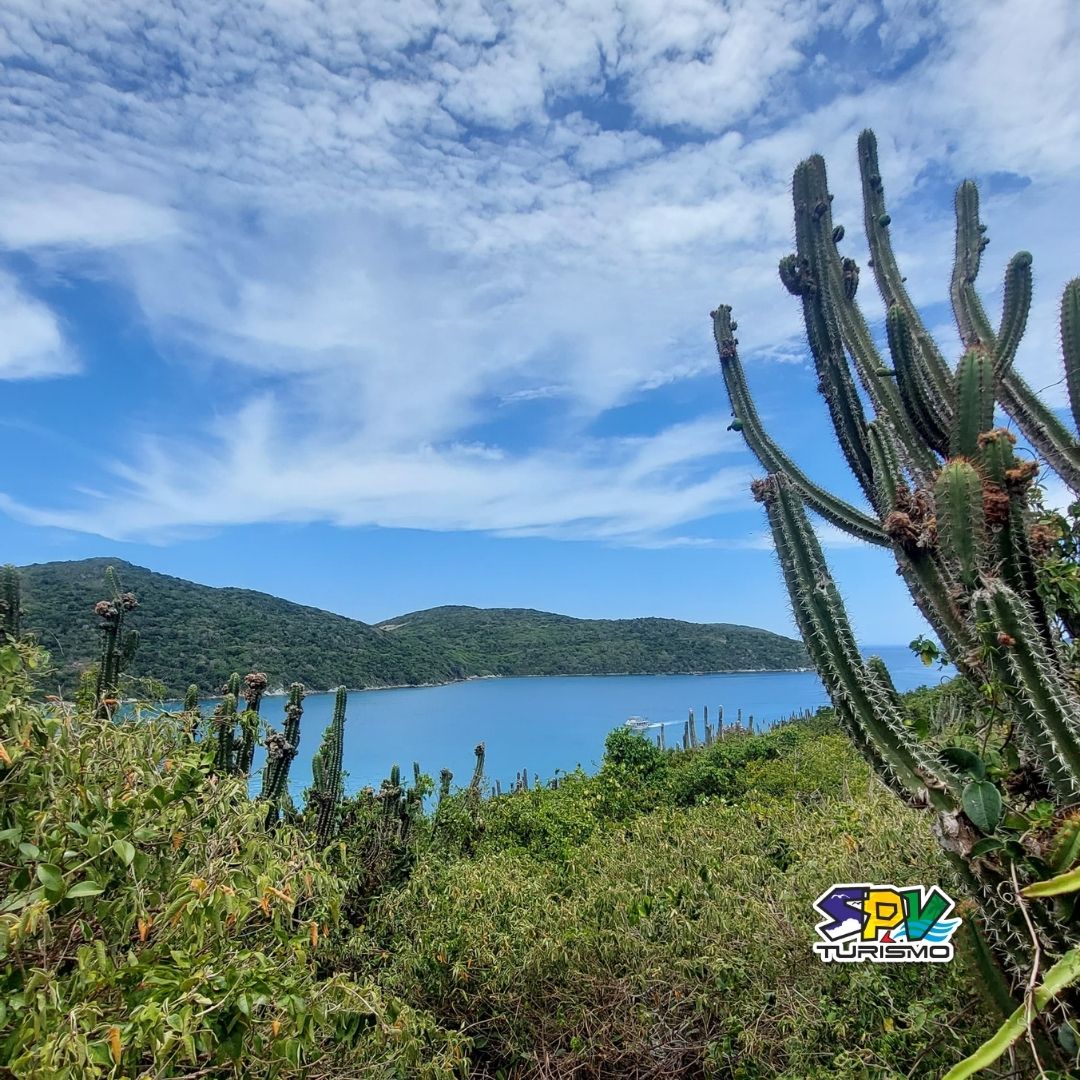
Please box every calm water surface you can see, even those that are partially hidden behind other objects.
[215,644,950,797]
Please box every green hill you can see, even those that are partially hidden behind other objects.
[16,558,809,696]
[378,605,809,678]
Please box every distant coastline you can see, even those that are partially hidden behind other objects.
[22,557,812,700]
[174,665,817,703]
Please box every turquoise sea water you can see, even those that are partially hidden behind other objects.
[196,644,950,798]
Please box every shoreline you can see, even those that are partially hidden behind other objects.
[165,666,817,703]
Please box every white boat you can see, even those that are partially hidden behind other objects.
[624,715,650,732]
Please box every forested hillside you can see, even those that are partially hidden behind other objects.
[379,605,809,678]
[17,558,809,696]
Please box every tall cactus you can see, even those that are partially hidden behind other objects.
[309,686,348,847]
[183,684,201,736]
[92,567,138,716]
[213,689,239,774]
[712,130,1080,1037]
[1,565,21,640]
[469,743,486,796]
[262,683,304,829]
[235,672,268,775]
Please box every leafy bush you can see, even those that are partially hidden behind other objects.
[358,781,998,1078]
[0,641,466,1078]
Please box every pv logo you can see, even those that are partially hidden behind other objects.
[812,883,960,963]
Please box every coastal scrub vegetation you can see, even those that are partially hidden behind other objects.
[2,567,1006,1078]
[713,128,1080,1071]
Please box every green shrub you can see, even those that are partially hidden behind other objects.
[357,782,999,1078]
[0,642,466,1078]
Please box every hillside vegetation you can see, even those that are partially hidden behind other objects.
[378,605,808,679]
[0,633,1003,1079]
[17,559,808,696]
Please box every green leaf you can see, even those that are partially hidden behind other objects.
[1,887,44,914]
[940,747,986,780]
[66,880,105,898]
[943,947,1080,1079]
[112,839,136,867]
[969,838,1004,859]
[35,863,64,894]
[962,781,1002,834]
[1023,865,1080,898]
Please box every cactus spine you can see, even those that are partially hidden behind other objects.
[713,130,1080,1029]
[310,686,348,847]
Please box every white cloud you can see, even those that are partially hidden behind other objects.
[0,400,753,542]
[0,188,178,249]
[0,271,76,379]
[0,0,1076,544]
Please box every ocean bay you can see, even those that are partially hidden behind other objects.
[226,644,948,797]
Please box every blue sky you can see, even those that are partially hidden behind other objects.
[1,0,1078,644]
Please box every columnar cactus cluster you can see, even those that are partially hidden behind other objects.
[261,682,305,829]
[712,130,1080,1020]
[1,565,21,640]
[309,686,348,847]
[372,760,426,847]
[235,672,268,775]
[212,676,240,774]
[92,567,139,717]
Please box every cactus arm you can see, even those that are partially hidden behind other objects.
[793,154,938,479]
[975,582,1080,801]
[1061,279,1080,434]
[214,693,238,774]
[978,430,1044,624]
[934,460,986,588]
[712,307,888,545]
[757,474,961,805]
[950,351,997,458]
[236,710,259,775]
[313,686,348,846]
[866,421,902,514]
[262,683,304,827]
[1002,499,1056,653]
[857,130,955,404]
[951,181,996,349]
[994,252,1033,379]
[865,654,901,711]
[998,373,1080,492]
[951,188,1080,488]
[885,306,951,457]
[789,160,877,499]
